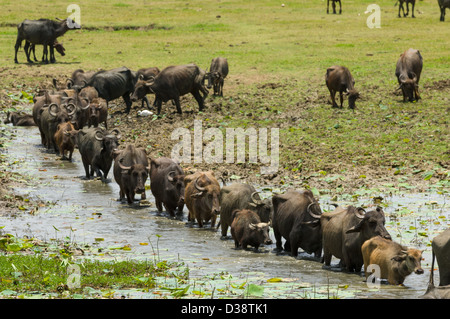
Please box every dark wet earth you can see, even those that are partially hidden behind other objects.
[2,126,449,299]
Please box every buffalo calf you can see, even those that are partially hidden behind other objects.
[362,236,423,285]
[231,209,272,252]
[54,121,76,161]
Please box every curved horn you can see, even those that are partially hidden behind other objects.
[118,161,131,171]
[167,170,176,182]
[81,98,90,110]
[48,103,59,117]
[251,192,263,205]
[66,103,76,115]
[354,207,366,219]
[66,78,74,88]
[194,176,206,192]
[307,201,322,219]
[110,129,121,136]
[94,130,104,141]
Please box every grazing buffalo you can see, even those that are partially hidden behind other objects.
[28,41,65,63]
[67,69,97,89]
[362,236,423,285]
[72,67,136,113]
[230,209,272,252]
[321,206,391,272]
[74,127,120,182]
[219,183,272,239]
[40,103,75,152]
[206,57,229,96]
[14,18,80,64]
[113,144,150,204]
[87,98,108,129]
[326,65,360,109]
[184,171,221,228]
[54,121,76,161]
[439,0,450,21]
[422,229,450,299]
[327,0,342,14]
[272,189,323,258]
[396,0,416,18]
[4,111,36,126]
[131,64,207,115]
[150,157,185,218]
[395,48,423,102]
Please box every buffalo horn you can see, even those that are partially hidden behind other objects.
[66,78,74,88]
[48,103,60,117]
[118,160,131,171]
[66,103,76,115]
[251,192,263,205]
[81,98,90,110]
[94,130,104,141]
[194,176,206,192]
[307,201,322,219]
[354,207,366,219]
[167,171,176,182]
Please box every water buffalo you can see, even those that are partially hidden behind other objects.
[150,157,185,218]
[113,144,150,204]
[54,121,76,161]
[133,67,160,108]
[64,93,90,130]
[219,183,271,239]
[32,91,64,145]
[396,0,416,18]
[67,69,97,89]
[272,189,323,258]
[131,64,207,115]
[230,209,272,252]
[325,65,360,109]
[321,206,392,272]
[74,127,120,182]
[395,48,423,102]
[206,57,229,97]
[327,0,342,14]
[439,0,450,21]
[39,103,75,152]
[422,229,450,298]
[4,111,36,126]
[184,171,221,228]
[72,67,136,113]
[87,98,108,129]
[362,236,423,285]
[14,18,80,64]
[28,41,65,63]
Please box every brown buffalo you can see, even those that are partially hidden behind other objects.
[362,236,423,285]
[54,121,76,161]
[150,157,185,218]
[272,189,323,258]
[321,206,391,272]
[230,209,272,252]
[4,111,36,126]
[113,144,150,204]
[206,57,228,97]
[32,91,64,145]
[325,65,360,109]
[395,48,423,102]
[87,98,108,129]
[184,171,221,228]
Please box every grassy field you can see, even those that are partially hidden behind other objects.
[0,0,449,194]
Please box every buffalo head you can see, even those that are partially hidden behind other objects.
[131,77,154,102]
[191,173,221,215]
[398,73,419,102]
[346,88,360,109]
[346,206,391,241]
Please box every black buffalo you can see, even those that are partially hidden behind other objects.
[395,48,423,102]
[206,57,229,96]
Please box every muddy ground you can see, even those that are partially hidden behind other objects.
[0,68,449,214]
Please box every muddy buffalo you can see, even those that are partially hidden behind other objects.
[395,48,423,102]
[362,236,423,285]
[325,65,360,109]
[39,103,75,152]
[4,111,36,126]
[272,189,323,258]
[219,183,271,239]
[230,209,272,252]
[33,91,64,145]
[150,157,185,218]
[184,171,221,228]
[131,64,207,115]
[73,127,120,182]
[321,206,391,272]
[113,144,150,204]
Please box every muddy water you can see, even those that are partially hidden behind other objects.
[3,126,449,299]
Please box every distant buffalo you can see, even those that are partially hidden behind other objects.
[395,48,423,102]
[325,65,360,109]
[327,0,342,14]
[439,0,450,21]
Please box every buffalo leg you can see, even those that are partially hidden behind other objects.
[411,1,415,18]
[192,90,204,112]
[332,0,336,14]
[50,45,55,63]
[211,214,217,228]
[141,96,150,110]
[327,0,329,13]
[173,97,182,114]
[339,91,344,108]
[24,42,33,63]
[123,94,132,113]
[14,36,22,63]
[338,0,342,14]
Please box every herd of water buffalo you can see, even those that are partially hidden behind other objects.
[6,13,449,299]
